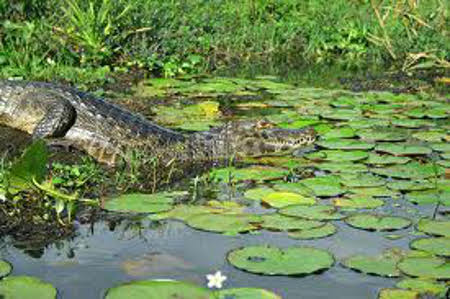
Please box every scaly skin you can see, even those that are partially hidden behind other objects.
[0,80,316,167]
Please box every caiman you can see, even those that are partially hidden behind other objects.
[0,80,316,169]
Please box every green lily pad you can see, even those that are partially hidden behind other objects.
[339,173,385,188]
[342,253,401,277]
[0,260,11,278]
[441,152,450,160]
[104,192,182,213]
[243,156,309,169]
[208,166,287,183]
[407,190,450,205]
[371,162,444,179]
[227,246,334,275]
[279,205,344,220]
[288,223,337,240]
[316,139,374,150]
[315,162,368,173]
[378,288,419,299]
[185,213,261,234]
[417,218,450,237]
[356,128,407,141]
[406,107,449,119]
[397,256,450,279]
[410,238,450,257]
[392,119,435,128]
[321,127,356,139]
[260,214,324,231]
[375,143,432,156]
[412,130,447,142]
[214,288,281,299]
[0,276,57,299]
[365,153,411,165]
[348,186,398,198]
[105,280,210,299]
[299,175,346,197]
[261,192,316,208]
[348,119,390,129]
[345,214,411,231]
[305,150,368,162]
[430,143,450,152]
[321,109,362,121]
[150,204,241,221]
[438,159,450,167]
[244,187,275,201]
[396,279,448,296]
[333,196,385,209]
[387,180,435,191]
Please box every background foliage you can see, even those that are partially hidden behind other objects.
[0,0,448,84]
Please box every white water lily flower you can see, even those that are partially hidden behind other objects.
[206,271,227,289]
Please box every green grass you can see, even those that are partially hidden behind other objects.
[0,0,448,85]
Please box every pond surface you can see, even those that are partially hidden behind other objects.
[0,75,449,298]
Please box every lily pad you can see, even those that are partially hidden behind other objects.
[417,218,450,237]
[299,176,346,197]
[397,256,450,279]
[387,180,435,191]
[105,280,210,299]
[333,196,385,209]
[412,130,447,142]
[364,153,411,165]
[208,166,287,183]
[104,192,183,213]
[375,143,432,156]
[260,214,324,231]
[0,260,11,278]
[227,246,334,275]
[430,143,450,152]
[288,223,337,240]
[305,150,368,162]
[371,162,444,179]
[279,205,344,220]
[0,276,57,299]
[150,204,241,221]
[396,279,448,296]
[316,139,374,150]
[321,109,362,121]
[378,288,419,299]
[261,192,316,208]
[410,238,450,257]
[339,173,385,188]
[321,127,356,139]
[407,190,450,206]
[348,186,398,198]
[185,213,261,234]
[315,162,368,173]
[342,254,401,277]
[345,214,411,231]
[244,187,275,201]
[356,128,407,141]
[392,119,435,128]
[214,288,281,299]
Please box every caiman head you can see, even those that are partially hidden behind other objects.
[192,120,316,159]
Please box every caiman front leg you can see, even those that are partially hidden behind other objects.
[29,91,77,140]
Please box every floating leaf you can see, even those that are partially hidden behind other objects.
[417,219,450,237]
[279,205,344,221]
[208,166,287,183]
[410,238,450,257]
[321,109,362,121]
[105,280,210,299]
[396,279,448,296]
[375,143,431,156]
[315,162,368,173]
[0,276,57,299]
[227,246,334,275]
[356,128,407,141]
[397,256,450,279]
[150,204,241,221]
[214,288,281,299]
[430,143,450,152]
[0,260,11,278]
[392,119,435,128]
[378,288,419,299]
[261,192,316,208]
[305,150,368,162]
[371,162,444,179]
[333,196,384,209]
[412,130,447,142]
[185,213,261,234]
[104,192,183,213]
[407,190,450,205]
[339,173,385,188]
[260,214,324,231]
[342,253,401,277]
[345,214,411,231]
[387,180,434,191]
[365,153,411,165]
[288,223,337,240]
[321,127,356,139]
[244,187,275,201]
[316,139,374,150]
[348,186,398,198]
[299,176,346,197]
